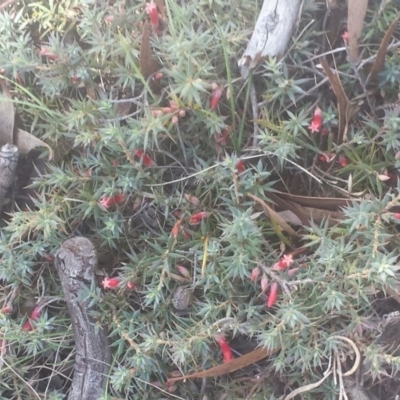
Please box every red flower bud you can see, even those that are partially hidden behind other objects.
[30,306,41,320]
[342,30,349,43]
[127,281,136,290]
[169,101,179,112]
[214,128,230,146]
[184,193,200,205]
[151,109,163,117]
[176,265,191,278]
[210,87,223,111]
[40,47,59,61]
[2,305,12,314]
[100,194,126,208]
[261,276,269,293]
[287,268,299,277]
[250,266,260,282]
[171,219,182,239]
[22,320,33,331]
[236,159,245,174]
[22,305,42,331]
[189,211,210,225]
[134,149,157,167]
[338,155,348,167]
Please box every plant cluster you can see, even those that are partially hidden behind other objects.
[0,0,399,399]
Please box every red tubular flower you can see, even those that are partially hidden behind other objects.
[40,47,59,61]
[184,193,200,206]
[22,306,42,331]
[102,277,121,289]
[272,254,294,271]
[250,266,261,282]
[215,336,234,362]
[2,305,12,314]
[394,213,400,220]
[30,306,41,320]
[261,276,269,293]
[342,30,349,43]
[145,3,159,30]
[22,320,33,331]
[176,265,191,278]
[267,282,279,308]
[134,149,157,167]
[308,107,323,133]
[214,128,230,146]
[182,229,192,239]
[189,211,210,225]
[210,87,223,111]
[100,193,126,208]
[287,268,299,277]
[338,155,348,167]
[127,281,136,290]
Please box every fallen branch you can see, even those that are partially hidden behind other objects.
[238,0,303,78]
[55,237,111,400]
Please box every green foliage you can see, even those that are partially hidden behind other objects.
[0,0,400,399]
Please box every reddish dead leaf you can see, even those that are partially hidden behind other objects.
[139,21,160,79]
[166,346,278,383]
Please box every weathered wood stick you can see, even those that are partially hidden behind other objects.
[0,143,19,214]
[55,237,111,400]
[238,0,303,78]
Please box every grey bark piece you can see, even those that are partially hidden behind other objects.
[0,143,19,214]
[55,237,111,400]
[238,0,303,78]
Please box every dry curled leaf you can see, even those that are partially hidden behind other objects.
[274,189,361,211]
[14,128,54,160]
[247,193,301,238]
[367,13,400,84]
[321,58,358,144]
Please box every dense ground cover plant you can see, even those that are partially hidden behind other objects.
[0,0,400,399]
